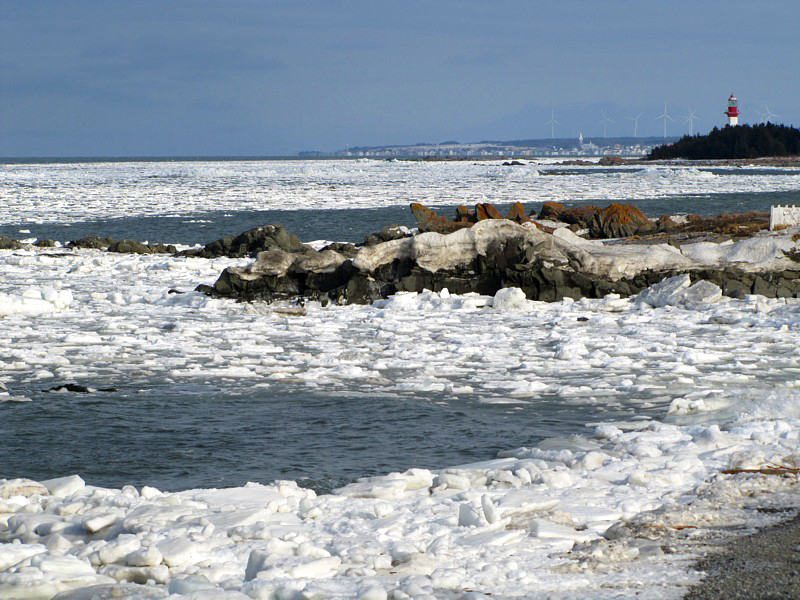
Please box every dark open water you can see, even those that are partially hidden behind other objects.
[0,381,644,494]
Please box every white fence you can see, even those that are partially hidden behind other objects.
[770,205,800,230]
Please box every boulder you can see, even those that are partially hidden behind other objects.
[597,155,624,166]
[454,205,476,223]
[181,224,308,259]
[67,236,116,250]
[505,202,532,224]
[411,201,531,234]
[476,203,504,220]
[108,240,153,255]
[539,202,566,221]
[379,224,409,242]
[0,236,23,250]
[588,203,655,239]
[148,243,178,254]
[410,203,473,234]
[656,215,679,232]
[561,205,601,228]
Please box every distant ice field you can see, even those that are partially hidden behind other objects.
[2,159,800,245]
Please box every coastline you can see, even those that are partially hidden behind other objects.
[686,510,800,598]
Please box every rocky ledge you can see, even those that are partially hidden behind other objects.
[196,214,800,306]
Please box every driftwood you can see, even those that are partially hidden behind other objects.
[722,460,800,479]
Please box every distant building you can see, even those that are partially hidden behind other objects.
[725,94,740,126]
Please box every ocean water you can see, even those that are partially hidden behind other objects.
[0,382,650,495]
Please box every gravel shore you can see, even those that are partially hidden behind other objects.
[685,511,800,599]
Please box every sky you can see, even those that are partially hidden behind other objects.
[2,0,799,156]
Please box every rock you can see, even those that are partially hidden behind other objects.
[476,203,504,220]
[46,384,117,393]
[410,203,473,234]
[47,384,93,393]
[363,233,383,246]
[34,239,57,247]
[597,155,624,166]
[588,203,655,239]
[181,224,307,258]
[561,205,601,228]
[147,243,177,254]
[0,236,24,249]
[454,205,476,223]
[379,224,409,242]
[320,241,359,259]
[108,240,153,255]
[656,215,679,232]
[411,201,529,233]
[502,160,526,166]
[67,236,116,250]
[539,202,566,220]
[505,202,532,224]
[198,220,800,307]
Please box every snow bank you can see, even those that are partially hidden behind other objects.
[1,411,798,599]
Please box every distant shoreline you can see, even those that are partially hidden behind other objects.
[3,155,800,167]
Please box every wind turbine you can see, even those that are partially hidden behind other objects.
[682,107,700,135]
[762,106,781,124]
[599,110,614,138]
[544,110,560,139]
[655,102,675,139]
[627,112,644,137]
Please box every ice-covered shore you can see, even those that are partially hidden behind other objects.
[1,419,799,600]
[2,227,800,598]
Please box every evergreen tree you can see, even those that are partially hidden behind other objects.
[648,123,800,160]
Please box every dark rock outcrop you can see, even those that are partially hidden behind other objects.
[108,240,177,255]
[597,155,624,166]
[181,224,308,259]
[197,218,800,306]
[538,202,566,221]
[67,236,117,250]
[46,384,117,393]
[561,206,601,229]
[0,236,23,250]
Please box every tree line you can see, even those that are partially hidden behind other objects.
[648,123,800,160]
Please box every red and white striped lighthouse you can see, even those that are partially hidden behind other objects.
[725,94,739,126]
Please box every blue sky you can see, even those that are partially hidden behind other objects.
[2,0,798,156]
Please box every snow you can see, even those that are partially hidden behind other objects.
[2,160,800,598]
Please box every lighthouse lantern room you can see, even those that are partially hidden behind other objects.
[725,94,739,126]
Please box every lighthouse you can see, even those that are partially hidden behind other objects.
[725,94,740,126]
